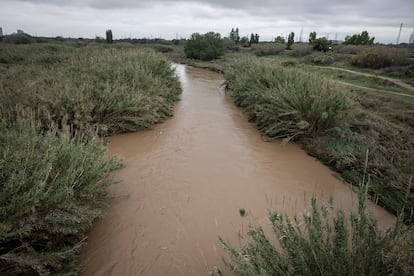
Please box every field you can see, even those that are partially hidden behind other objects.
[0,42,181,275]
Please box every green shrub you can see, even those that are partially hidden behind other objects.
[251,43,285,56]
[184,32,224,61]
[0,118,121,275]
[224,58,353,142]
[220,188,414,275]
[291,43,313,57]
[3,33,35,44]
[352,46,408,69]
[307,53,334,65]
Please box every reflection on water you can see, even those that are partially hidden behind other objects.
[81,64,393,275]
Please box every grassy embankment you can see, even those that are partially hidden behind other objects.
[0,43,181,275]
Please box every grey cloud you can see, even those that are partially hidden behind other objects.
[5,0,414,43]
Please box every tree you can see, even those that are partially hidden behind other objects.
[239,36,250,47]
[309,32,317,44]
[287,32,295,49]
[274,35,285,44]
[106,29,113,43]
[184,32,224,61]
[229,27,240,44]
[344,30,374,45]
[255,33,259,44]
[313,37,331,52]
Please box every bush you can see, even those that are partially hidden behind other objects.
[313,37,332,52]
[291,43,313,57]
[220,188,414,275]
[184,32,224,61]
[3,33,35,44]
[352,46,408,69]
[306,53,334,65]
[224,58,353,141]
[0,118,121,275]
[251,43,285,56]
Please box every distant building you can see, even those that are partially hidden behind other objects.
[17,29,24,34]
[0,27,3,36]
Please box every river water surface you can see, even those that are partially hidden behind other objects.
[81,65,393,275]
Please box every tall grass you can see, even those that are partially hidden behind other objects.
[220,186,414,275]
[0,43,181,136]
[224,58,353,142]
[0,116,122,275]
[0,43,181,275]
[251,43,285,56]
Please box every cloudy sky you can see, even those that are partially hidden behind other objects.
[1,0,413,43]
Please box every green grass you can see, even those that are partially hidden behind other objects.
[220,186,414,275]
[0,42,181,275]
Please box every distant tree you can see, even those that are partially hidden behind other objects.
[287,32,295,49]
[313,37,331,52]
[249,33,259,46]
[344,30,374,45]
[229,27,240,44]
[184,32,224,61]
[250,33,255,45]
[106,29,113,43]
[274,35,285,44]
[309,32,317,44]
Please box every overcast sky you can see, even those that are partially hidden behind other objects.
[1,0,413,43]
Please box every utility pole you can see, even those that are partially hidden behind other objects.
[396,23,403,45]
[409,29,414,44]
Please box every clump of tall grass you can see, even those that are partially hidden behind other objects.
[251,43,285,56]
[352,46,408,69]
[224,57,353,142]
[220,185,414,275]
[0,43,181,136]
[291,43,313,57]
[0,116,121,275]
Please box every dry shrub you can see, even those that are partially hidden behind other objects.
[252,43,285,56]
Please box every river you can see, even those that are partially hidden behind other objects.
[81,64,393,275]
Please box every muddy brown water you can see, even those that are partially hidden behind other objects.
[81,64,394,275]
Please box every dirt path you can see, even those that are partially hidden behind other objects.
[317,66,414,93]
[81,65,394,275]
